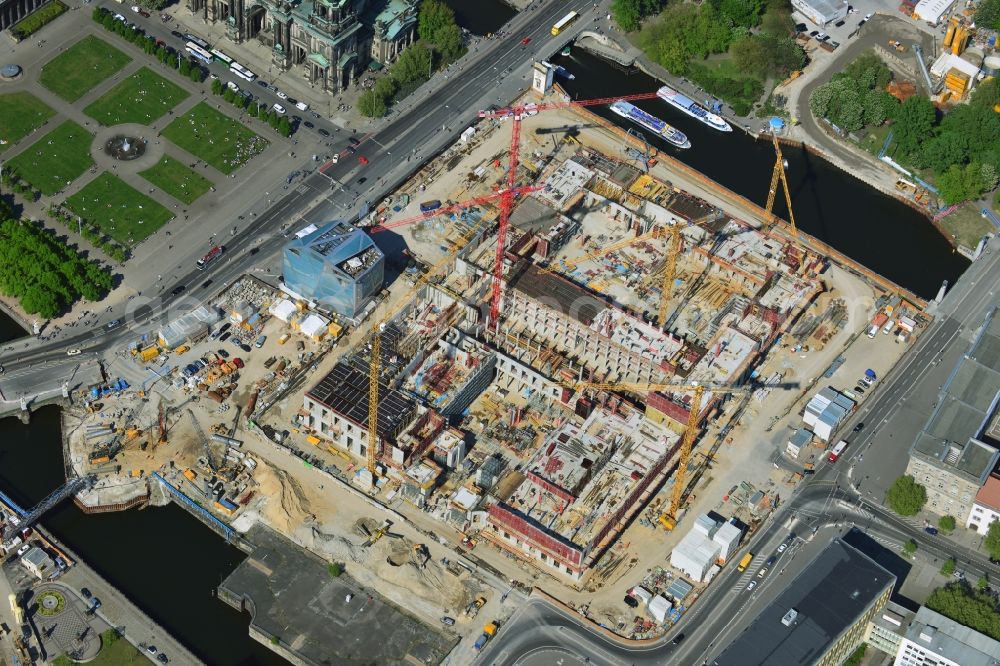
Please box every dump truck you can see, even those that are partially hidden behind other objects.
[474,623,497,651]
[737,552,755,572]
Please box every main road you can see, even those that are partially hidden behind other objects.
[478,233,1000,665]
[0,0,605,397]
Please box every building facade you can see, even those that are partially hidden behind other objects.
[896,606,1000,666]
[967,474,1000,535]
[0,0,49,32]
[184,0,417,95]
[905,310,1000,520]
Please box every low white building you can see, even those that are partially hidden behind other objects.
[896,605,1000,665]
[21,547,55,580]
[158,305,221,349]
[966,474,1000,536]
[786,428,814,459]
[670,513,742,581]
[912,0,955,24]
[791,0,847,25]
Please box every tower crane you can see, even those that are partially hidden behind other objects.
[564,379,794,529]
[765,132,799,237]
[363,190,526,476]
[477,91,663,330]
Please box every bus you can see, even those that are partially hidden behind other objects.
[185,42,213,65]
[737,552,754,572]
[551,11,579,36]
[827,439,848,463]
[197,246,224,270]
[210,48,233,65]
[184,33,211,50]
[230,62,256,82]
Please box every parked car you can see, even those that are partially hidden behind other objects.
[239,342,252,353]
[925,526,939,536]
[232,358,244,368]
[318,128,330,137]
[440,616,455,626]
[853,422,864,432]
[66,349,82,356]
[623,595,639,608]
[272,103,286,115]
[217,349,229,358]
[275,90,288,100]
[81,588,92,599]
[777,543,788,554]
[254,335,267,348]
[671,633,685,645]
[219,332,231,342]
[745,580,757,592]
[304,121,314,129]
[757,567,769,578]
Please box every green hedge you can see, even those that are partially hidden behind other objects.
[11,0,67,41]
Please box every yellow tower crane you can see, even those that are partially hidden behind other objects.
[765,132,799,237]
[365,207,506,477]
[563,381,750,530]
[657,226,682,327]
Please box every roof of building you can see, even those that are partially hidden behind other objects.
[904,606,1000,666]
[975,475,1000,512]
[911,310,1000,485]
[159,305,221,348]
[507,260,609,326]
[285,220,383,277]
[796,0,849,18]
[711,538,895,666]
[306,361,414,441]
[22,547,51,567]
[913,0,956,23]
[509,196,564,234]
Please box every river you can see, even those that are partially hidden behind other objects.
[0,4,973,665]
[551,49,969,299]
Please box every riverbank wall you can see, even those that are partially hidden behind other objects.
[561,96,928,310]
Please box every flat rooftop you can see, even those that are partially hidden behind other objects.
[219,524,454,665]
[507,260,609,326]
[911,310,1000,484]
[711,538,895,666]
[905,606,1000,666]
[306,361,414,440]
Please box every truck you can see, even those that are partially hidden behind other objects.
[474,623,497,651]
[419,200,442,214]
[737,552,754,572]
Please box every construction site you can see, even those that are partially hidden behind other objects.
[47,67,930,659]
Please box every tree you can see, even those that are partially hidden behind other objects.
[760,0,794,37]
[358,90,387,118]
[941,558,956,576]
[417,0,454,42]
[223,87,235,103]
[894,96,937,158]
[938,163,986,205]
[277,115,291,138]
[886,475,926,516]
[189,66,204,83]
[979,575,990,591]
[719,0,766,29]
[374,76,398,102]
[178,58,192,76]
[938,515,956,533]
[926,582,1000,640]
[986,521,1000,561]
[903,538,917,556]
[611,0,645,31]
[328,562,342,577]
[393,44,431,85]
[976,0,1000,29]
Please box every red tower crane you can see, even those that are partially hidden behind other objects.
[368,185,543,233]
[477,91,662,329]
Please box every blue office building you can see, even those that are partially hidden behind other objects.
[282,221,384,318]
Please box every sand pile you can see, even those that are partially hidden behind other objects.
[255,460,316,534]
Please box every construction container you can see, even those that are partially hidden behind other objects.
[206,390,224,403]
[139,346,160,362]
[944,24,956,47]
[278,333,290,345]
[306,435,321,445]
[245,391,259,414]
[183,469,197,481]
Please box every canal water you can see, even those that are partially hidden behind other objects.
[0,408,284,665]
[0,5,975,665]
[550,49,969,299]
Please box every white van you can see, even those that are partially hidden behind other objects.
[867,324,878,338]
[295,101,309,112]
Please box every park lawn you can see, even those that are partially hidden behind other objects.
[84,67,190,126]
[63,172,173,246]
[52,630,144,665]
[139,154,213,204]
[161,102,268,174]
[6,120,94,195]
[939,205,997,251]
[39,35,131,102]
[0,92,55,152]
